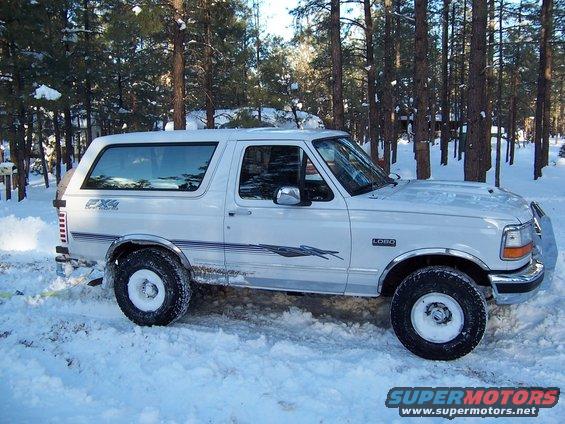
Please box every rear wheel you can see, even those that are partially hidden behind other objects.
[114,248,191,326]
[390,266,487,360]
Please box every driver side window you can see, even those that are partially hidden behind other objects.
[238,145,334,202]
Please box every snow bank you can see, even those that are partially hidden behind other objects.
[33,85,62,101]
[164,107,325,131]
[0,174,58,258]
[0,215,56,254]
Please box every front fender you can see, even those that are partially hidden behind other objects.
[377,248,490,294]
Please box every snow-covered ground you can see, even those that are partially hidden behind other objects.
[0,139,563,423]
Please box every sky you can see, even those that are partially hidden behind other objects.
[259,0,362,42]
[260,0,299,41]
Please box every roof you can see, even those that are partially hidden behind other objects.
[93,128,349,145]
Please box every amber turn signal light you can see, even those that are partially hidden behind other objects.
[502,242,533,260]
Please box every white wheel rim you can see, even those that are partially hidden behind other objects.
[410,293,464,343]
[127,269,166,312]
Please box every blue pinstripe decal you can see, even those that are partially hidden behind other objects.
[70,232,341,259]
[71,232,118,243]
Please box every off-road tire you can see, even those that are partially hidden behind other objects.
[114,248,191,326]
[390,266,487,360]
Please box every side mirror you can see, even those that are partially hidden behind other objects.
[274,186,311,206]
[388,173,401,180]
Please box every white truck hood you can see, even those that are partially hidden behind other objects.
[359,179,533,223]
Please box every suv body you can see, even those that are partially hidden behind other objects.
[55,129,557,359]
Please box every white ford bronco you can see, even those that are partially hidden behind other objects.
[54,129,557,360]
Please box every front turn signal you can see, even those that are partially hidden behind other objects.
[502,242,533,260]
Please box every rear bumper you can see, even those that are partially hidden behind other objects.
[489,202,557,305]
[56,255,77,277]
[55,253,95,277]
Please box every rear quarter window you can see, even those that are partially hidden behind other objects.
[82,143,217,191]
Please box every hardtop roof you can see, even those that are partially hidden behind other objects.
[93,128,349,145]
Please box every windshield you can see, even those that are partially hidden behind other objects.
[312,137,394,195]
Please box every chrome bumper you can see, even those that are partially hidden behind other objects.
[489,202,557,305]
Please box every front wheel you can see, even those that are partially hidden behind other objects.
[390,266,487,360]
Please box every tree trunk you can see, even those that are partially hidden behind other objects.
[428,75,436,145]
[507,0,522,166]
[253,0,262,122]
[464,0,488,182]
[6,102,17,199]
[36,110,49,188]
[483,0,495,173]
[458,0,468,160]
[392,0,401,164]
[64,106,73,170]
[172,0,186,129]
[17,118,25,199]
[414,0,431,179]
[291,106,301,128]
[534,0,553,179]
[330,0,345,131]
[76,115,82,162]
[203,0,214,129]
[557,78,564,136]
[53,110,62,184]
[83,0,93,146]
[117,57,124,133]
[440,0,451,165]
[381,0,394,173]
[495,0,503,187]
[61,9,74,171]
[25,110,33,182]
[8,41,27,201]
[364,0,378,164]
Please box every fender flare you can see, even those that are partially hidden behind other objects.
[377,248,490,294]
[105,234,192,269]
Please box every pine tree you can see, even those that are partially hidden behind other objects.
[171,0,187,129]
[414,0,431,179]
[330,0,345,130]
[506,0,523,166]
[494,0,503,187]
[465,0,488,182]
[364,0,379,164]
[440,0,450,165]
[534,0,553,179]
[381,0,395,172]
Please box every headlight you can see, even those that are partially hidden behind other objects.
[501,221,534,260]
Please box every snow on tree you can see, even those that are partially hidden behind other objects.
[33,85,62,101]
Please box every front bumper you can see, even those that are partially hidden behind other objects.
[489,202,557,305]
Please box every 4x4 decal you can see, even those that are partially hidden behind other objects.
[85,199,120,210]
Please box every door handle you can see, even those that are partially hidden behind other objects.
[228,209,252,217]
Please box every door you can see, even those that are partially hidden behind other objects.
[224,140,351,293]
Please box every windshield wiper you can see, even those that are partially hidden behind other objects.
[353,179,398,195]
[351,182,379,195]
